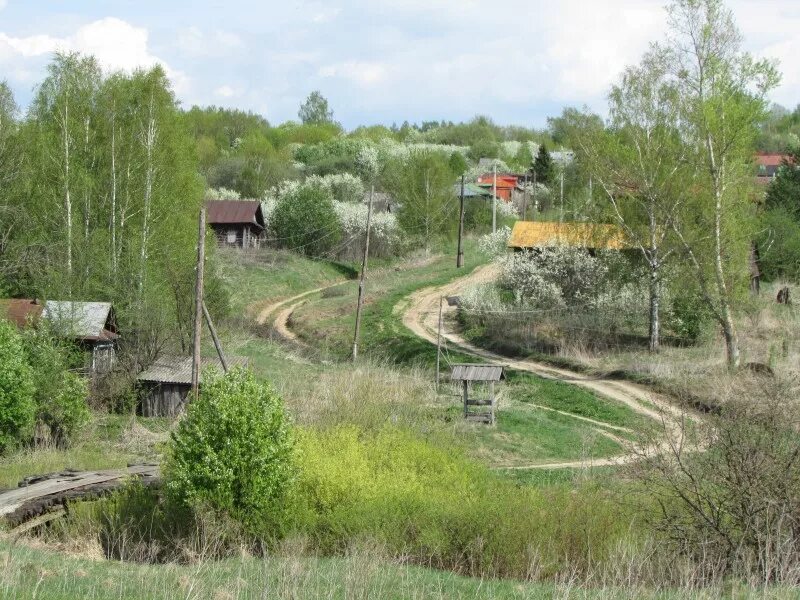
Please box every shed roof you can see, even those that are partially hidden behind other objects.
[450,363,506,382]
[42,301,117,341]
[0,299,44,327]
[508,221,630,250]
[755,153,792,167]
[205,200,265,229]
[454,183,492,198]
[137,355,250,385]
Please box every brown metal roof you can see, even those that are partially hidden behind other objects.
[137,355,250,385]
[450,364,506,382]
[205,200,265,229]
[0,299,43,327]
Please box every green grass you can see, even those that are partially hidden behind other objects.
[216,247,355,314]
[507,372,648,431]
[0,415,170,490]
[0,538,556,600]
[448,403,623,467]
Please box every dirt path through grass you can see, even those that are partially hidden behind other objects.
[401,264,698,469]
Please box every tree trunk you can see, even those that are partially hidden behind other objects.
[648,262,660,353]
[63,95,72,281]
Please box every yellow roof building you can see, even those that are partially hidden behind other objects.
[507,221,630,251]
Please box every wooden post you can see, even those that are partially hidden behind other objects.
[352,184,374,361]
[522,173,528,221]
[202,301,228,373]
[492,162,497,234]
[559,171,564,223]
[489,380,495,425]
[532,170,537,221]
[435,296,444,390]
[457,175,465,268]
[191,208,206,399]
[463,381,468,418]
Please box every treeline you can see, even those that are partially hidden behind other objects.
[0,53,225,369]
[757,103,800,153]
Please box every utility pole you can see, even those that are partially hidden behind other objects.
[457,175,465,268]
[532,169,537,221]
[559,171,564,224]
[435,296,443,390]
[190,208,206,399]
[492,162,497,234]
[202,301,228,373]
[351,184,374,361]
[522,173,528,221]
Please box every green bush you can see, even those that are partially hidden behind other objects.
[271,185,342,257]
[668,292,712,341]
[22,329,89,447]
[0,319,35,453]
[164,368,295,534]
[287,425,633,579]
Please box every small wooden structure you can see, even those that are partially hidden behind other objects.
[450,363,506,425]
[205,199,266,249]
[0,298,118,376]
[137,355,248,417]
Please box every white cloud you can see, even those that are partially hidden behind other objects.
[175,26,243,57]
[0,17,190,94]
[319,60,386,86]
[0,1,6,10]
[214,84,238,98]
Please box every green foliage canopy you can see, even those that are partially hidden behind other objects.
[164,369,295,533]
[0,319,35,453]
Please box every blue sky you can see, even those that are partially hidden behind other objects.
[1,1,798,129]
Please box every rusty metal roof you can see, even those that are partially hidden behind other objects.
[0,299,44,327]
[450,364,506,382]
[205,200,265,229]
[508,221,630,250]
[137,355,250,385]
[43,301,117,341]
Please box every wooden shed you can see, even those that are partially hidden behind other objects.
[450,363,506,425]
[136,355,249,417]
[0,298,118,376]
[508,221,630,253]
[205,200,266,249]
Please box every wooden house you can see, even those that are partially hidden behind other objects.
[136,355,249,417]
[205,200,266,249]
[508,221,630,255]
[476,173,522,202]
[0,299,118,375]
[450,363,506,424]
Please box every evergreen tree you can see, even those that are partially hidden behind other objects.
[533,144,555,185]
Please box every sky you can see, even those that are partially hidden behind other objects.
[0,1,798,130]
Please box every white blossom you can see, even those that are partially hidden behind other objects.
[206,187,241,200]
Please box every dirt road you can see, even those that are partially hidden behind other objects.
[400,264,694,469]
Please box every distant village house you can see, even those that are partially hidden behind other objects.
[0,299,118,375]
[205,199,266,249]
[137,355,249,417]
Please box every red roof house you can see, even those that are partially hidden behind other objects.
[205,200,265,249]
[475,173,522,202]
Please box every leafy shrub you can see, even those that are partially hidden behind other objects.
[164,368,295,534]
[477,226,512,258]
[22,329,89,447]
[0,319,35,453]
[287,425,633,579]
[271,185,342,257]
[668,291,712,341]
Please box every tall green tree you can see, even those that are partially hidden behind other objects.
[571,50,688,352]
[382,149,456,251]
[665,0,779,368]
[533,144,555,185]
[298,90,334,125]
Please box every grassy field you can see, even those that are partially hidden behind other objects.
[0,415,170,490]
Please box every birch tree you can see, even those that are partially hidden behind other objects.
[665,0,779,368]
[571,50,688,352]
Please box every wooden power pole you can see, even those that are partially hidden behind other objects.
[190,208,206,399]
[492,162,497,234]
[457,175,465,268]
[435,296,444,390]
[522,173,528,221]
[352,184,374,361]
[202,301,228,373]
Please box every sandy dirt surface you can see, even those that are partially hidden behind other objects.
[400,264,697,469]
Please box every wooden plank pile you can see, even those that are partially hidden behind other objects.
[0,464,160,531]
